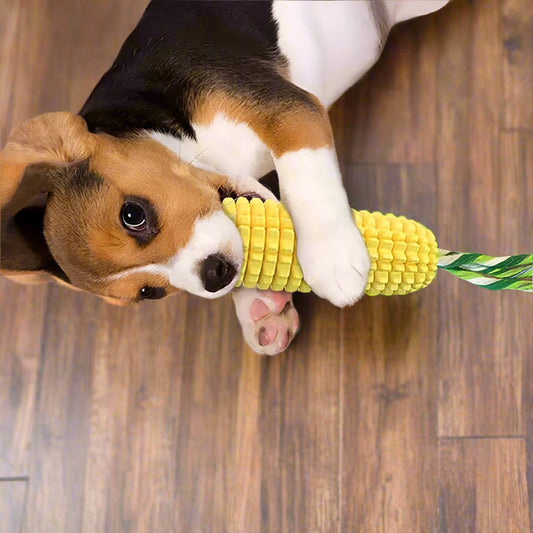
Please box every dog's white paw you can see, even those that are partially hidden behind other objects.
[297,220,370,307]
[233,289,299,355]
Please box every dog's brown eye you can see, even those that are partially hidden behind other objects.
[121,202,146,231]
[139,286,166,300]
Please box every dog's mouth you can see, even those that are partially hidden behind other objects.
[217,185,265,203]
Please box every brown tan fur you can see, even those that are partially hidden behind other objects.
[0,114,94,214]
[53,135,221,272]
[193,89,333,158]
[102,272,181,305]
[1,112,235,302]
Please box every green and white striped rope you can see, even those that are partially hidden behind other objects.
[437,250,533,292]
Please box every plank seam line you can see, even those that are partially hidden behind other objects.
[439,435,525,440]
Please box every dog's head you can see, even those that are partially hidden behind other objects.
[0,112,244,304]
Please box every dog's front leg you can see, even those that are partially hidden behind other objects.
[274,140,370,307]
[271,99,370,306]
[197,84,369,307]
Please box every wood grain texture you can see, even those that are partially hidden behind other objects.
[24,289,98,533]
[0,0,531,531]
[500,0,533,129]
[0,0,49,479]
[0,284,46,477]
[0,480,27,533]
[80,293,190,532]
[339,164,438,532]
[438,439,530,532]
[279,298,342,533]
[0,0,21,140]
[524,133,533,531]
[435,0,529,437]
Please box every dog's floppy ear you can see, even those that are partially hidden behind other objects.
[0,112,95,285]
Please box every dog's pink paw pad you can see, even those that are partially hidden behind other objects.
[265,291,292,313]
[250,291,292,321]
[258,325,273,346]
[250,299,270,321]
[250,293,299,355]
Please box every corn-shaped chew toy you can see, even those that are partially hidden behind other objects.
[222,197,438,296]
[222,197,533,296]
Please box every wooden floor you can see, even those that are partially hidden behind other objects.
[1,0,532,531]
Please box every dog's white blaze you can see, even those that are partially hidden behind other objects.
[166,210,243,298]
[149,113,274,180]
[108,210,243,298]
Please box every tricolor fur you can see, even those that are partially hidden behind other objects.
[0,1,450,352]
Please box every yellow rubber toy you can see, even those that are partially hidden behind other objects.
[222,197,438,296]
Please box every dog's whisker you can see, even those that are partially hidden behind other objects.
[187,143,216,169]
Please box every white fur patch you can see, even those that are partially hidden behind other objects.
[273,0,449,107]
[275,147,351,232]
[385,1,450,24]
[149,113,274,180]
[108,210,243,299]
[166,210,243,298]
[272,1,383,107]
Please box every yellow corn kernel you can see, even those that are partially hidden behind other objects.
[222,198,438,297]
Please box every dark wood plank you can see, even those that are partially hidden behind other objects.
[257,354,283,533]
[436,0,526,437]
[80,294,190,532]
[24,288,98,533]
[8,0,72,123]
[279,298,341,533]
[438,438,530,532]
[521,133,533,527]
[0,284,46,477]
[224,348,263,531]
[0,0,22,139]
[0,0,49,479]
[25,287,199,532]
[0,480,27,533]
[500,0,533,129]
[166,295,262,533]
[339,163,438,532]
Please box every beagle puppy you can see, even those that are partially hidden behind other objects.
[0,1,450,355]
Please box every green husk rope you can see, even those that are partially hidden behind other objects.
[437,251,533,292]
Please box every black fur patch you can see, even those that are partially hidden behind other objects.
[79,1,282,138]
[68,159,104,192]
[1,205,68,282]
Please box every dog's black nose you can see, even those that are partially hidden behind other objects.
[200,254,237,293]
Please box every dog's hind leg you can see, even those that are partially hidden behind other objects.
[385,0,450,25]
[232,288,299,355]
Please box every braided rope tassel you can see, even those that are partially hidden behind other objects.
[437,251,533,292]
